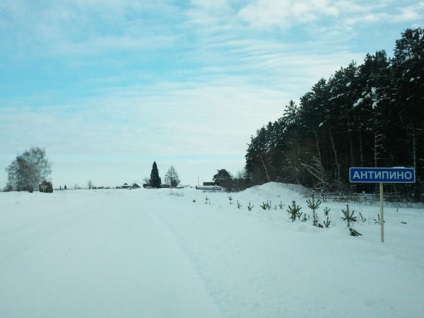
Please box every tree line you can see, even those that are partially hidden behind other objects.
[244,28,424,200]
[4,150,183,191]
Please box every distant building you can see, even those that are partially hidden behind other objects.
[130,183,141,189]
[195,182,222,191]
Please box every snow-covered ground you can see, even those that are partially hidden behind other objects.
[1,182,423,318]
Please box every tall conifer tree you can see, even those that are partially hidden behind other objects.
[150,161,161,188]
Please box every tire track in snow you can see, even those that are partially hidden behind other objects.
[0,191,223,318]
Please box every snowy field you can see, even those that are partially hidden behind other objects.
[1,182,423,318]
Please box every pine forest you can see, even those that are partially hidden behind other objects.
[245,28,424,200]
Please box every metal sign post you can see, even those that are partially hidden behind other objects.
[349,167,415,242]
[380,182,384,243]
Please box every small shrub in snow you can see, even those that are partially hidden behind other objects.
[287,201,302,222]
[260,201,272,210]
[342,204,362,236]
[341,205,357,227]
[323,207,331,228]
[374,214,384,224]
[237,201,242,209]
[247,202,254,211]
[228,195,233,204]
[323,217,331,228]
[323,207,330,216]
[306,190,322,227]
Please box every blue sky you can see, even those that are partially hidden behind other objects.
[1,0,423,188]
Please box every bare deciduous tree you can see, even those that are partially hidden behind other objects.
[6,147,52,191]
[165,166,180,188]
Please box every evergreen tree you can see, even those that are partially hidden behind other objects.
[213,169,232,186]
[390,28,424,199]
[150,161,161,188]
[244,27,424,198]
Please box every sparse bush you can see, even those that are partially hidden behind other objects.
[228,195,233,204]
[323,217,331,228]
[341,205,357,227]
[374,214,384,224]
[323,207,331,228]
[237,201,242,209]
[358,212,366,223]
[306,190,322,226]
[323,207,330,216]
[260,201,272,210]
[287,201,302,222]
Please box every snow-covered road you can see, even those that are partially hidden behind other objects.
[0,191,222,317]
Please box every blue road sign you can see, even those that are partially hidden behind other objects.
[349,167,415,183]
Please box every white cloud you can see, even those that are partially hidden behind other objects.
[237,0,340,29]
[393,2,424,22]
[235,0,424,33]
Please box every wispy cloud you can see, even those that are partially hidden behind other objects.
[237,0,337,29]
